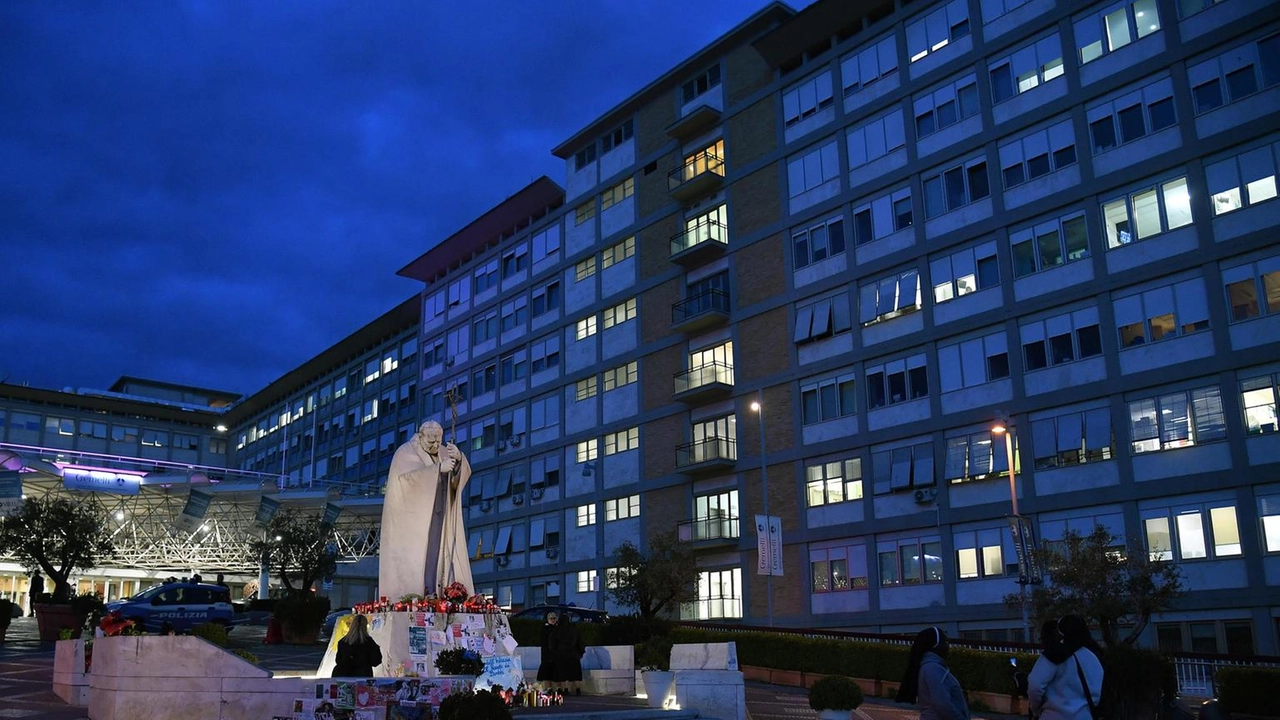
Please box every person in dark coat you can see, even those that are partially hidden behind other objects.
[536,611,585,694]
[333,614,382,677]
[28,572,42,617]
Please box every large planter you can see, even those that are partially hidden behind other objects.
[35,603,85,642]
[641,670,675,708]
[281,622,320,645]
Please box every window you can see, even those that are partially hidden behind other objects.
[473,310,498,344]
[989,33,1065,103]
[1011,211,1089,277]
[575,256,597,282]
[1188,36,1280,114]
[1114,278,1210,347]
[575,200,595,225]
[1032,407,1113,469]
[499,351,527,385]
[878,537,944,586]
[1129,385,1227,453]
[603,361,638,391]
[907,0,970,63]
[811,544,869,592]
[852,187,913,245]
[576,439,598,463]
[576,503,597,527]
[602,298,637,329]
[1143,503,1241,561]
[141,430,167,447]
[793,293,853,344]
[805,458,863,507]
[937,331,1010,391]
[923,157,990,218]
[914,74,980,139]
[576,570,597,593]
[1260,495,1280,552]
[859,269,921,326]
[1020,307,1103,370]
[575,377,597,401]
[999,120,1076,188]
[692,568,742,620]
[472,363,498,396]
[79,420,107,440]
[792,213,846,270]
[1075,0,1161,65]
[501,243,529,278]
[531,225,561,263]
[600,178,634,211]
[944,430,1017,483]
[847,109,906,170]
[980,0,1034,22]
[601,236,635,269]
[801,372,857,425]
[1176,0,1227,17]
[604,427,639,455]
[783,70,834,128]
[840,34,897,96]
[682,65,721,104]
[500,297,528,333]
[601,119,633,153]
[955,528,1007,579]
[1205,141,1280,216]
[1087,77,1176,153]
[866,354,929,409]
[932,242,999,304]
[530,393,559,430]
[530,280,561,318]
[424,290,445,324]
[531,334,561,374]
[1223,255,1280,323]
[1102,175,1193,248]
[46,416,74,437]
[1241,374,1280,435]
[787,139,841,199]
[574,144,596,171]
[575,316,597,340]
[605,495,640,521]
[447,276,471,307]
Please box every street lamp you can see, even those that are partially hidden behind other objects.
[751,392,774,627]
[992,419,1030,643]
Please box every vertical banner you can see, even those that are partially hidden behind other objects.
[755,515,784,576]
[321,502,342,526]
[755,515,769,575]
[254,496,281,527]
[174,489,212,533]
[0,470,23,517]
[1009,515,1043,585]
[767,515,784,576]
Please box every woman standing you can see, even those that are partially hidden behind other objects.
[333,614,383,677]
[1027,615,1104,719]
[896,627,970,720]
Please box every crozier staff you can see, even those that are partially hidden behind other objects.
[378,420,473,601]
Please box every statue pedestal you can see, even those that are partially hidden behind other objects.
[318,611,515,680]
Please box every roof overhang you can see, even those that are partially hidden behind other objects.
[753,0,894,68]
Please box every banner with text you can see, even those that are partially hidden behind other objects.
[322,502,343,526]
[755,514,784,576]
[255,496,281,527]
[174,489,213,533]
[62,468,141,496]
[0,471,22,517]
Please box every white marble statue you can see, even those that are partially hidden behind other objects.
[378,420,473,601]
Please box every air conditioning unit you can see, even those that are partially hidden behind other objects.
[545,546,560,559]
[510,435,522,448]
[530,488,544,501]
[497,441,507,452]
[913,487,938,505]
[479,499,493,513]
[512,493,525,506]
[495,555,510,567]
[445,358,455,367]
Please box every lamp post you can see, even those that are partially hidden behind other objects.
[750,392,774,628]
[992,419,1030,643]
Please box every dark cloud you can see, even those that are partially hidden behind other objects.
[0,0,810,396]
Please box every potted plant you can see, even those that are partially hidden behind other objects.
[636,637,675,709]
[437,688,511,720]
[0,497,115,641]
[273,593,330,645]
[434,647,485,677]
[808,675,864,720]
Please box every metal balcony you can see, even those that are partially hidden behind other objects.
[673,361,734,404]
[675,436,737,475]
[665,104,721,142]
[668,150,725,201]
[671,289,730,334]
[669,219,728,267]
[677,512,740,545]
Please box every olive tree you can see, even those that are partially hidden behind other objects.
[0,496,115,602]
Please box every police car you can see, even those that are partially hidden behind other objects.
[105,582,235,633]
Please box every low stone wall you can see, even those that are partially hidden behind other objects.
[516,644,636,695]
[52,639,89,706]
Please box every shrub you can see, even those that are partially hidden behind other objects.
[273,595,330,636]
[1216,667,1280,717]
[0,599,13,629]
[191,622,229,647]
[1100,644,1172,719]
[230,648,260,665]
[508,616,604,647]
[600,615,673,645]
[808,675,863,711]
[636,636,675,671]
[437,689,511,720]
[434,647,485,676]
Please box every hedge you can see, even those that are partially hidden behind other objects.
[1217,666,1280,717]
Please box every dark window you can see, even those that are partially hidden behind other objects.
[866,372,887,408]
[792,234,809,268]
[1049,333,1075,365]
[951,18,970,39]
[991,64,1015,103]
[894,198,913,230]
[1193,80,1224,112]
[944,167,966,209]
[908,366,929,398]
[829,219,846,255]
[853,209,874,245]
[1004,164,1026,188]
[987,352,1010,380]
[916,110,936,138]
[977,255,999,288]
[1090,117,1117,152]
[1012,241,1037,277]
[1225,66,1258,101]
[1261,34,1280,87]
[936,99,958,129]
[1063,217,1088,259]
[1076,325,1103,357]
[968,162,989,200]
[1037,229,1064,268]
[1027,153,1052,179]
[958,83,979,117]
[1024,341,1048,371]
[1052,144,1077,169]
[1148,98,1176,131]
[887,370,907,403]
[1118,104,1147,143]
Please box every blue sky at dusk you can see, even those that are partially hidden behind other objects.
[1,1,811,397]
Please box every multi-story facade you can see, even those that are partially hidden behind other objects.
[395,0,1280,655]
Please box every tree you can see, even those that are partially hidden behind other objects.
[605,531,698,624]
[1006,525,1183,646]
[249,508,334,598]
[0,496,115,602]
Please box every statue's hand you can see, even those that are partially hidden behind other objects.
[439,458,456,474]
[444,443,462,461]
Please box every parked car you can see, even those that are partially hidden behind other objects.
[510,604,608,624]
[104,582,235,633]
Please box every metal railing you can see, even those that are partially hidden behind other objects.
[674,361,734,395]
[675,436,737,468]
[671,289,730,325]
[668,150,725,191]
[677,513,740,543]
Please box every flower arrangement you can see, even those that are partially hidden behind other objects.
[443,582,470,602]
[353,586,502,615]
[434,647,485,676]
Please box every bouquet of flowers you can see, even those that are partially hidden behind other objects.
[434,646,485,676]
[442,582,470,603]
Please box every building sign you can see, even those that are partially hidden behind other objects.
[321,502,342,526]
[0,470,22,517]
[173,489,213,533]
[255,496,280,527]
[1009,515,1043,585]
[62,468,142,496]
[755,514,784,576]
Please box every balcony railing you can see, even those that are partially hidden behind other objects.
[671,289,730,333]
[669,219,728,264]
[677,513,740,543]
[673,361,734,402]
[668,150,725,200]
[675,436,737,473]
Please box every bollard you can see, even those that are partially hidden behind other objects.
[1199,699,1232,720]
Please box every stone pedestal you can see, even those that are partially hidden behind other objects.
[52,639,89,706]
[317,611,514,679]
[671,642,746,720]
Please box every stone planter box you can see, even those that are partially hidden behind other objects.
[770,668,803,687]
[853,677,881,698]
[53,639,90,706]
[741,665,771,682]
[969,691,1025,714]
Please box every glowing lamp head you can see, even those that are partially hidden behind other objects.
[750,401,761,413]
